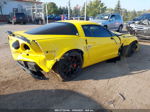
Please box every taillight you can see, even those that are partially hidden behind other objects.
[22,44,30,51]
[12,40,20,49]
[23,44,30,50]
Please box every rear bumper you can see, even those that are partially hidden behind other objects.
[11,52,56,72]
[17,61,48,80]
[17,61,41,72]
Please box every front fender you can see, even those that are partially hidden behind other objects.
[120,34,138,46]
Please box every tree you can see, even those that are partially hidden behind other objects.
[106,8,114,13]
[80,3,85,16]
[86,0,107,17]
[114,0,122,14]
[122,9,129,21]
[58,7,68,14]
[47,2,59,15]
[72,5,80,17]
[0,0,4,15]
[128,10,138,20]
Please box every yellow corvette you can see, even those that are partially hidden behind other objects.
[7,20,139,81]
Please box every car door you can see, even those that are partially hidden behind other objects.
[82,25,120,65]
[108,15,116,30]
[115,15,121,29]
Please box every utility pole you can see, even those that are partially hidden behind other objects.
[84,0,87,20]
[68,0,71,20]
[45,2,48,24]
[42,3,45,24]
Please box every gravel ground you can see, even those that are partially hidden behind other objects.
[0,24,150,110]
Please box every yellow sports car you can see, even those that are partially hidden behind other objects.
[7,20,139,81]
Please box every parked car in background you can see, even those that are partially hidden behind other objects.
[8,13,27,24]
[47,14,61,21]
[126,13,150,28]
[91,13,124,32]
[126,13,150,40]
[127,19,150,40]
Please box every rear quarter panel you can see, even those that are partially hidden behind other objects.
[36,36,88,70]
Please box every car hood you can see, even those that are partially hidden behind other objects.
[113,31,134,38]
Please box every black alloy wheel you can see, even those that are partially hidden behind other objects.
[53,52,83,81]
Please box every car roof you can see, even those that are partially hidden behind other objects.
[59,20,98,25]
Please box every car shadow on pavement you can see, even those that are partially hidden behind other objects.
[74,44,150,81]
[0,89,107,111]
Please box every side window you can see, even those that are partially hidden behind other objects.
[116,15,121,20]
[110,15,116,20]
[82,25,112,37]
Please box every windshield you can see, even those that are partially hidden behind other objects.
[135,14,150,21]
[95,14,110,20]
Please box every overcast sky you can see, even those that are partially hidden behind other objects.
[43,0,150,11]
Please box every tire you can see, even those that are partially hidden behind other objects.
[117,25,123,32]
[53,51,83,81]
[122,42,138,57]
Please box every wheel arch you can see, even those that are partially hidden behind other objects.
[54,48,84,63]
[52,48,84,71]
[61,49,84,59]
[119,40,138,56]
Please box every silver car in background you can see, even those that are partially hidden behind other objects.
[91,13,124,32]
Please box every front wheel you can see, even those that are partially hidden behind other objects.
[53,52,83,81]
[122,42,138,57]
[117,25,123,32]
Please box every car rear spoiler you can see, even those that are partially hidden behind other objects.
[7,31,31,44]
[6,31,15,36]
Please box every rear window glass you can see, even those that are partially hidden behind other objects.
[25,22,78,35]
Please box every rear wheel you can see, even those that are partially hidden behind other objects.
[53,51,83,81]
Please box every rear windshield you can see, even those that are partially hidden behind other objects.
[26,22,78,35]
